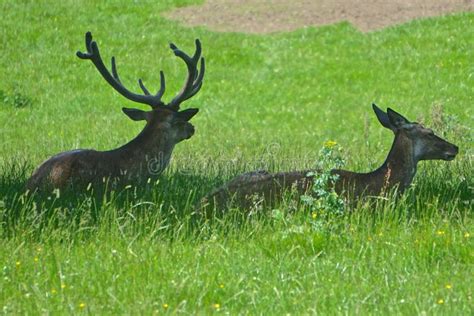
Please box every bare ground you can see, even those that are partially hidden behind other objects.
[164,0,474,33]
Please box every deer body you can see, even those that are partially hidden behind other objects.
[27,32,205,192]
[201,105,458,210]
[202,170,314,209]
[28,112,187,190]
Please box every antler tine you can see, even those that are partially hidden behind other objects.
[138,79,151,95]
[110,57,123,84]
[156,71,166,99]
[186,57,205,99]
[167,39,205,110]
[76,32,166,109]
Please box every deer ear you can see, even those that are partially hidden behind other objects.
[176,108,199,121]
[372,103,392,130]
[387,108,410,129]
[122,108,148,121]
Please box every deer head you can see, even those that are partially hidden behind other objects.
[372,104,458,162]
[76,32,205,146]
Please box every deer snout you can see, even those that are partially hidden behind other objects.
[444,144,459,161]
[186,124,195,139]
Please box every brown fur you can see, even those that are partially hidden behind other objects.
[27,110,196,192]
[201,170,314,209]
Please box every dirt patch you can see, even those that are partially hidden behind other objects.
[164,0,473,33]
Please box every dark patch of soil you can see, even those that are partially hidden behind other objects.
[164,0,474,33]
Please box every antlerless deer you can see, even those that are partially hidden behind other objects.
[27,32,205,191]
[201,104,458,210]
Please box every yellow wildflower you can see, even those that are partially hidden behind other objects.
[436,230,445,236]
[163,303,169,309]
[311,212,317,219]
[445,284,452,289]
[79,303,86,309]
[34,257,39,263]
[213,303,221,310]
[15,261,21,268]
[219,284,224,289]
[324,140,337,148]
[437,299,444,305]
[464,232,470,238]
[51,289,57,295]
[61,284,66,289]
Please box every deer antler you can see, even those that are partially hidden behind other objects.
[76,32,166,109]
[76,32,205,110]
[167,39,205,110]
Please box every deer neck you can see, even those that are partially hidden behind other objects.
[374,134,417,191]
[108,123,175,176]
[335,133,418,195]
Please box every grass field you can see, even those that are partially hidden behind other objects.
[1,1,473,314]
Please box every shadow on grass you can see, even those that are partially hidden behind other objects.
[0,159,471,241]
[0,161,229,240]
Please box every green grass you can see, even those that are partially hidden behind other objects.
[1,0,473,314]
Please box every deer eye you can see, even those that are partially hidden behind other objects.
[172,120,186,126]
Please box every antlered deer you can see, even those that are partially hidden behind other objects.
[201,104,458,210]
[27,32,205,191]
